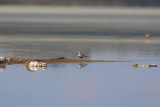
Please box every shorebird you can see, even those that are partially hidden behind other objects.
[77,51,87,60]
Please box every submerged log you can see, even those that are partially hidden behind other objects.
[1,56,131,65]
[133,64,157,68]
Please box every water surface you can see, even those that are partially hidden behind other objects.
[0,6,160,107]
[0,36,160,107]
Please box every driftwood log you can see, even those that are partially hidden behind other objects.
[0,57,131,65]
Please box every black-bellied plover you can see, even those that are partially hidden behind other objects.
[77,51,87,60]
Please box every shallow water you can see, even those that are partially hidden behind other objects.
[0,62,160,107]
[0,36,160,107]
[0,6,160,107]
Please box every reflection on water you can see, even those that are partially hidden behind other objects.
[0,63,87,72]
[0,64,47,72]
[0,7,160,107]
[25,65,47,72]
[1,62,159,72]
[0,62,160,107]
[0,60,160,107]
[0,65,6,72]
[77,63,87,69]
[24,60,47,72]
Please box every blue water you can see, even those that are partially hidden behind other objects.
[0,36,160,107]
[0,7,160,107]
[0,61,160,107]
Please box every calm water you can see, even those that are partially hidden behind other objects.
[0,36,160,107]
[0,6,160,107]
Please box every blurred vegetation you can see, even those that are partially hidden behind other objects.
[0,0,160,6]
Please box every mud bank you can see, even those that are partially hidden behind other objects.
[0,57,131,65]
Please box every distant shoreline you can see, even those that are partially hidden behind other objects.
[0,5,160,14]
[0,6,159,37]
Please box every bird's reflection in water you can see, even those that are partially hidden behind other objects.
[77,63,87,69]
[0,65,6,72]
[25,66,47,72]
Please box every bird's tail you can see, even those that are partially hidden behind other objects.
[84,55,88,58]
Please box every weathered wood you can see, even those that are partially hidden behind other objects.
[1,57,131,65]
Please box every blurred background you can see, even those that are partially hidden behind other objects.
[0,0,160,6]
[1,2,160,107]
[0,0,160,58]
[0,0,160,37]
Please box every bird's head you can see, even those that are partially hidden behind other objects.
[77,51,81,54]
